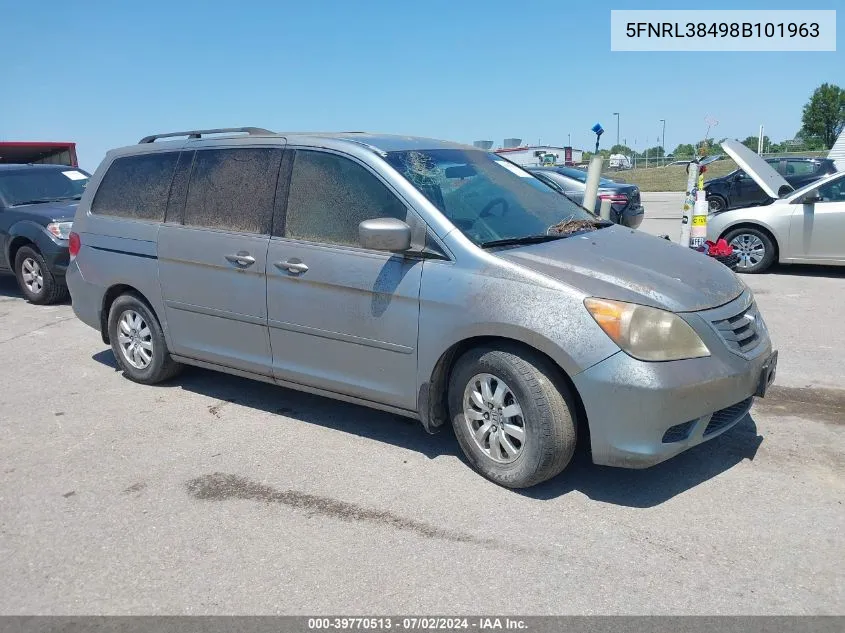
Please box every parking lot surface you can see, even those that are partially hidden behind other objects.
[1,231,844,613]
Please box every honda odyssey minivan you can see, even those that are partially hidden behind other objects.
[67,128,778,488]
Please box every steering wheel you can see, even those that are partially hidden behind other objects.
[479,197,509,218]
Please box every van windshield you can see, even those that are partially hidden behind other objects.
[384,149,598,246]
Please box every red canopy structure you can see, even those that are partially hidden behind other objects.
[0,142,78,167]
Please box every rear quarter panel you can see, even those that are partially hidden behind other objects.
[71,150,171,345]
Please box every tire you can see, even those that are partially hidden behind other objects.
[448,345,577,488]
[107,293,182,384]
[708,195,727,213]
[14,245,69,305]
[723,227,776,274]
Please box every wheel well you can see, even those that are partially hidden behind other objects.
[422,336,589,446]
[7,237,36,268]
[721,223,779,260]
[100,284,156,345]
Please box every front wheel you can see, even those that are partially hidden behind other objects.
[708,195,727,213]
[14,245,68,305]
[448,345,577,488]
[724,227,776,273]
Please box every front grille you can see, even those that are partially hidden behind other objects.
[704,397,753,436]
[710,300,763,355]
[662,420,696,443]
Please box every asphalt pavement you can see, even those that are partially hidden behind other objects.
[1,218,843,614]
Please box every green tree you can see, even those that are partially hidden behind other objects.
[671,143,695,157]
[640,145,665,158]
[800,83,845,149]
[794,129,827,151]
[609,144,633,155]
[740,135,771,152]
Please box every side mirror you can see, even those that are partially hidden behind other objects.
[359,217,412,252]
[800,193,822,204]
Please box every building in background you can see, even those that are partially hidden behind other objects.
[488,138,583,167]
[0,142,79,166]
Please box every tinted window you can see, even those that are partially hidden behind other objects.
[284,150,407,246]
[183,148,282,233]
[91,153,178,220]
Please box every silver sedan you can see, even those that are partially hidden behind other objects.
[707,142,845,273]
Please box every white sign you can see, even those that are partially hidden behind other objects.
[62,170,87,181]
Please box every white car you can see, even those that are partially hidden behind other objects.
[707,140,845,273]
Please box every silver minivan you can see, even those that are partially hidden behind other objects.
[67,128,778,488]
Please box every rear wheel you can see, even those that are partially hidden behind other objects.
[14,245,68,305]
[108,294,182,384]
[724,227,776,273]
[448,345,577,488]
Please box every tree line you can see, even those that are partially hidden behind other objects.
[585,83,843,162]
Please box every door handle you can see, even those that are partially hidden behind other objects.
[225,252,256,267]
[275,259,309,274]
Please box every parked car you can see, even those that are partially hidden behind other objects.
[0,164,90,303]
[705,155,837,213]
[528,166,644,229]
[708,140,845,274]
[68,128,776,488]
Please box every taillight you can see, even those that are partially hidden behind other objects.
[68,231,81,259]
[598,193,628,204]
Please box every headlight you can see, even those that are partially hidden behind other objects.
[46,222,73,240]
[584,298,710,362]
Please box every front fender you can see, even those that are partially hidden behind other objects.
[415,259,621,428]
[707,211,782,250]
[6,220,63,265]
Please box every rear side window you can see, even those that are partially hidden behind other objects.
[785,160,816,177]
[283,150,407,246]
[91,153,179,220]
[183,148,282,234]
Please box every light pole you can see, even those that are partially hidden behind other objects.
[660,119,666,166]
[613,112,620,147]
[568,133,571,147]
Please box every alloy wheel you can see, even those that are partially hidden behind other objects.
[21,257,44,295]
[463,373,526,464]
[729,234,766,270]
[117,310,153,369]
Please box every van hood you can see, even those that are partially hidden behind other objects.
[720,139,793,199]
[494,226,744,312]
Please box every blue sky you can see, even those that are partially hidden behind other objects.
[2,0,842,170]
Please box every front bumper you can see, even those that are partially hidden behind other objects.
[39,236,70,278]
[572,291,773,468]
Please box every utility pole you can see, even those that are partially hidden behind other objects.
[613,112,620,147]
[660,119,666,165]
[568,133,571,146]
[758,125,764,154]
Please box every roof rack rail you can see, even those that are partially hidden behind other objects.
[138,127,275,144]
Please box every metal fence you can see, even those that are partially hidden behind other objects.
[608,150,828,171]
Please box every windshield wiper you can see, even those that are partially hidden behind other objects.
[480,234,566,248]
[12,196,78,206]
